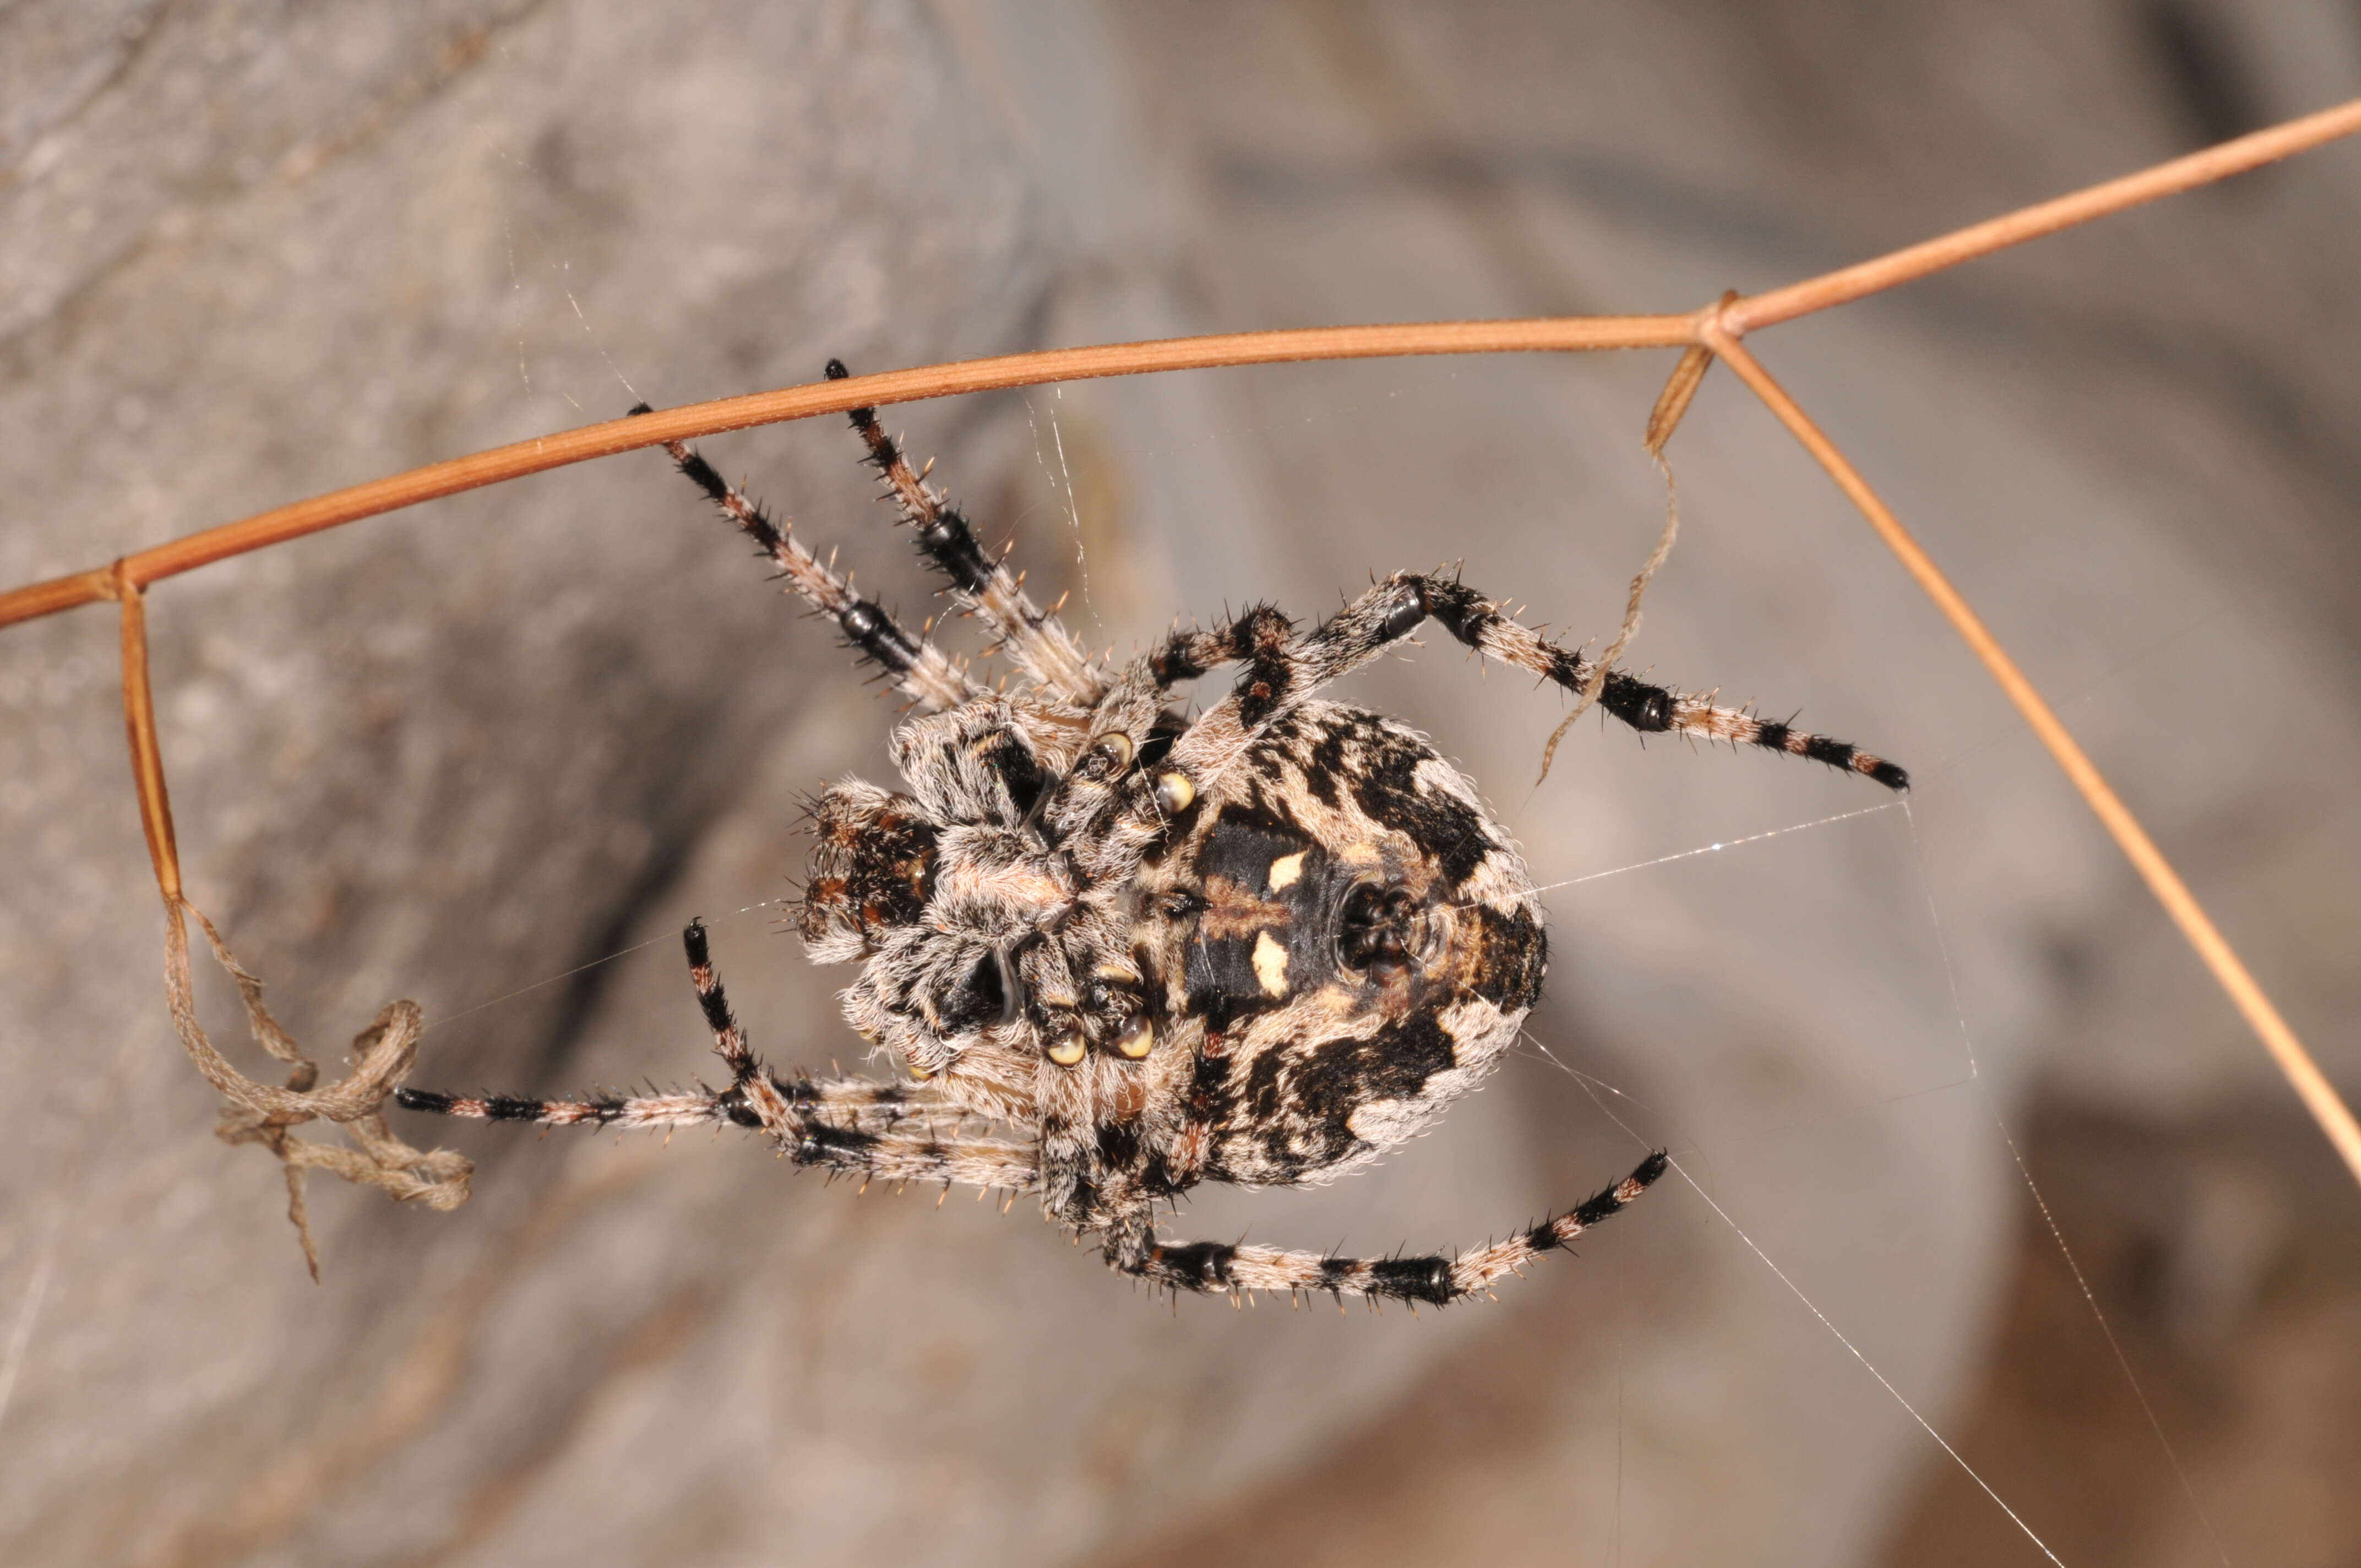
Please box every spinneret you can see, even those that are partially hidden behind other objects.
[400,368,1910,1305]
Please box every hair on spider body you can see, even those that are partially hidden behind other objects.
[400,368,1907,1306]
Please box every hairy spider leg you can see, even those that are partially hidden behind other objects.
[1083,603,1322,869]
[1137,603,1296,695]
[827,361,1110,709]
[396,925,1040,1192]
[1106,1150,1667,1305]
[1146,574,1909,792]
[394,1080,1040,1188]
[1403,574,1909,789]
[393,922,895,1131]
[397,922,1028,1155]
[622,405,979,714]
[677,915,805,1134]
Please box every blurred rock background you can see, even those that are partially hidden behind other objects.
[1,3,2355,1565]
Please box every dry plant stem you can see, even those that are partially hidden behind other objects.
[1700,322,2361,1190]
[115,564,472,1273]
[1549,458,1678,768]
[161,896,475,1277]
[1728,96,2361,332]
[1533,350,1696,782]
[7,97,2354,631]
[1641,298,1730,456]
[0,317,1691,628]
[112,563,181,901]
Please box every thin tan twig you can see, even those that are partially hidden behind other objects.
[116,568,471,1272]
[1698,318,2361,1190]
[4,94,2357,631]
[1642,305,1727,456]
[1728,96,2361,333]
[112,565,182,902]
[0,318,1691,628]
[159,894,475,1277]
[1536,386,1688,783]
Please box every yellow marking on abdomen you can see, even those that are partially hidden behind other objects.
[1252,930,1291,997]
[1266,851,1307,891]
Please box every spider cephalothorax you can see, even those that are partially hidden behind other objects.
[399,362,1907,1305]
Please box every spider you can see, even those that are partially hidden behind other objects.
[396,361,1908,1306]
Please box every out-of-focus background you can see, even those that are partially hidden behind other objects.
[3,3,2357,1564]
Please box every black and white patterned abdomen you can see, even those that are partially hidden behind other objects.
[1135,703,1546,1187]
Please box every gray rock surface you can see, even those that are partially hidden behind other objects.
[2,3,2355,1565]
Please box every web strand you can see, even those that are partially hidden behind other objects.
[1464,799,1902,911]
[1549,1049,2068,1566]
[1671,1158,2069,1567]
[1511,781,2234,1564]
[0,1217,58,1436]
[420,897,793,1036]
[1024,391,1101,640]
[1902,802,2235,1567]
[565,277,644,406]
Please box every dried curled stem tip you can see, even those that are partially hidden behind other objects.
[164,897,472,1279]
[120,570,470,1275]
[1536,447,1683,786]
[1536,318,1719,785]
[1645,290,1738,458]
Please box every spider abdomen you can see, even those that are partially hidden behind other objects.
[1137,703,1544,1186]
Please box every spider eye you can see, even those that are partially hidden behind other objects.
[1080,731,1135,778]
[1113,1014,1154,1060]
[1046,1027,1087,1067]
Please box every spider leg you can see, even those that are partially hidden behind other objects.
[391,1063,937,1135]
[399,922,960,1134]
[1105,1151,1667,1305]
[807,1124,1040,1190]
[827,361,1109,709]
[1134,606,1291,694]
[393,1082,748,1132]
[1402,573,1907,788]
[397,923,1039,1192]
[395,1080,1038,1189]
[625,405,978,714]
[1156,575,1907,790]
